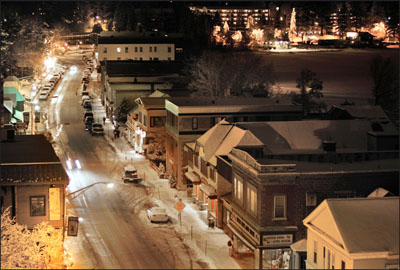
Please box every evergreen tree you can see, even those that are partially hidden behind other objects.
[115,98,135,123]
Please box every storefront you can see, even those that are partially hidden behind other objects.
[227,210,295,269]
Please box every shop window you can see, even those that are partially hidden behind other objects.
[274,195,286,219]
[30,196,46,216]
[233,175,243,203]
[263,248,291,269]
[247,183,257,215]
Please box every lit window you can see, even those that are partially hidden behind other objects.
[274,195,286,218]
[233,174,243,203]
[30,196,46,216]
[247,183,257,215]
[117,47,121,53]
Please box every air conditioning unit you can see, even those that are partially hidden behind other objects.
[306,192,317,206]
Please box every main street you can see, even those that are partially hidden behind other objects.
[45,53,199,269]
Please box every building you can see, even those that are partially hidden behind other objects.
[184,119,264,223]
[303,197,399,269]
[3,76,25,123]
[326,105,390,121]
[0,133,70,229]
[126,96,168,155]
[215,119,399,269]
[165,97,303,190]
[97,31,183,61]
[99,60,183,119]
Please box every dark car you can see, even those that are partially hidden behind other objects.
[83,100,92,110]
[84,116,94,130]
[89,123,102,134]
[91,124,104,136]
[83,111,93,120]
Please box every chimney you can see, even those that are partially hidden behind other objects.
[322,141,336,152]
[7,129,15,141]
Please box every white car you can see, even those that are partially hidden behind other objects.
[39,92,48,100]
[147,207,169,223]
[81,95,90,104]
[122,165,141,183]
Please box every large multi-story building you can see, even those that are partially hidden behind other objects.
[214,119,399,269]
[165,97,303,190]
[97,31,183,61]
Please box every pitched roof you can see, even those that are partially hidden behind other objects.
[330,105,389,120]
[1,134,69,184]
[304,197,399,255]
[329,197,398,254]
[1,134,61,163]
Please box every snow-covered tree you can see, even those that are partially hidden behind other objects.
[1,207,65,269]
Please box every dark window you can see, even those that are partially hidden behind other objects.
[30,196,45,216]
[117,57,121,60]
[154,46,157,52]
[135,47,138,52]
[149,47,152,52]
[125,47,128,53]
[192,117,198,130]
[140,47,143,52]
[139,112,142,123]
[154,57,159,61]
[143,115,147,126]
[168,47,172,53]
[341,261,345,269]
[103,47,107,53]
[150,116,165,127]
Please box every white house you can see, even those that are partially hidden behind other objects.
[303,197,399,269]
[97,31,183,61]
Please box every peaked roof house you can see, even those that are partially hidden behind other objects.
[303,197,399,269]
[0,133,69,229]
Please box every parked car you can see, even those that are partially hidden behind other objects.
[83,111,93,120]
[91,124,104,136]
[41,87,51,94]
[39,92,48,100]
[83,100,92,110]
[44,83,55,90]
[82,76,89,83]
[122,165,141,183]
[147,207,169,223]
[81,95,90,104]
[89,123,102,134]
[81,91,89,97]
[84,116,94,130]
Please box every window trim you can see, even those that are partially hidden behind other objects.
[30,195,46,216]
[273,194,287,220]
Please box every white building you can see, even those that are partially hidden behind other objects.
[303,197,399,269]
[97,31,183,61]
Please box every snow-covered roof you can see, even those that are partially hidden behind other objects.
[304,197,399,255]
[330,105,389,120]
[195,120,263,166]
[237,120,377,152]
[137,97,168,107]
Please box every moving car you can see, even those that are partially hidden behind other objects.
[84,116,94,130]
[122,165,141,183]
[147,207,169,223]
[83,100,92,110]
[83,111,93,120]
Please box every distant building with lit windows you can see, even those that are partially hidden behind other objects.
[97,31,183,61]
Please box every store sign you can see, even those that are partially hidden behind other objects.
[263,234,293,247]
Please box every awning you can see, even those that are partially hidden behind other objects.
[200,183,217,199]
[184,171,200,184]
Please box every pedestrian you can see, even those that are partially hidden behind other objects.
[228,240,233,257]
[116,129,120,138]
[103,117,106,125]
[113,129,117,139]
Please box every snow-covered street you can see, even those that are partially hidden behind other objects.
[49,53,241,269]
